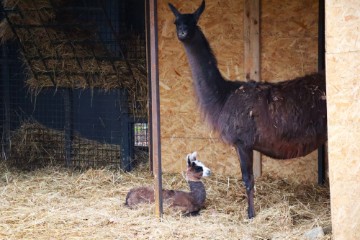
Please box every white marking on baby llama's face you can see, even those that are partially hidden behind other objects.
[186,151,211,177]
[193,160,211,177]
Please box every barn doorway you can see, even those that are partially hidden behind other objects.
[0,0,149,171]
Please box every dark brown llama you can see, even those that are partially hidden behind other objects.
[125,152,211,215]
[169,0,327,219]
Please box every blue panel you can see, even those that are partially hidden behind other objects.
[28,89,65,131]
[72,89,128,145]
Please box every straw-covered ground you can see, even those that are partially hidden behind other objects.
[0,162,331,239]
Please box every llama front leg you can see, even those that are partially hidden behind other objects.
[236,145,255,219]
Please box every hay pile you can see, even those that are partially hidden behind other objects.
[8,122,122,170]
[0,162,331,239]
[0,0,147,117]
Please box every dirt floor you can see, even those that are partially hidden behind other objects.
[0,162,331,239]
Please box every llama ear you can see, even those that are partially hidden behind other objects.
[191,151,197,160]
[168,3,180,18]
[194,0,205,22]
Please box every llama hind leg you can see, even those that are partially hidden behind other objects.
[236,145,255,219]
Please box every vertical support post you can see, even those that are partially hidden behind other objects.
[63,88,73,167]
[1,45,11,161]
[119,90,132,171]
[149,0,163,218]
[317,0,326,185]
[145,0,154,173]
[244,0,262,178]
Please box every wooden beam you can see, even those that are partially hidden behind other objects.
[148,0,163,218]
[244,0,262,178]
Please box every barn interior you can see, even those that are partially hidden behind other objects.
[1,0,359,239]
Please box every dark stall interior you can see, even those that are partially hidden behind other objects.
[0,0,149,170]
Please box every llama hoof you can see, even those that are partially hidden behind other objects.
[183,210,200,217]
[248,209,255,219]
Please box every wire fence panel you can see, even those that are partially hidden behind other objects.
[0,0,148,170]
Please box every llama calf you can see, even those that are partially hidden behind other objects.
[125,152,211,215]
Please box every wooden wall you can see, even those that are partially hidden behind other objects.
[158,0,319,182]
[326,0,360,238]
[261,0,319,182]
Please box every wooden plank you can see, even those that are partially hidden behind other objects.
[149,0,163,218]
[244,0,262,178]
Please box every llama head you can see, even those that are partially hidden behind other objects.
[168,0,205,41]
[186,151,211,179]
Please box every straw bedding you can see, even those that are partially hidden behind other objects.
[0,162,331,239]
[7,122,122,170]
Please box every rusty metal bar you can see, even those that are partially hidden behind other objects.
[149,0,163,218]
[145,0,153,173]
[244,0,262,178]
[317,0,326,185]
[1,45,11,161]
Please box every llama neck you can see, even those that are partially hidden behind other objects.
[188,181,206,206]
[182,28,230,126]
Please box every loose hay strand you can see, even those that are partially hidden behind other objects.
[0,162,331,239]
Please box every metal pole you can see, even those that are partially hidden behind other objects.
[149,0,163,218]
[120,90,132,172]
[317,0,326,185]
[63,88,73,167]
[145,0,154,173]
[1,45,11,161]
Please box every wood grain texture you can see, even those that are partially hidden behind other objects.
[158,0,319,182]
[326,0,360,235]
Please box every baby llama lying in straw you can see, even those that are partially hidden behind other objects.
[125,152,211,215]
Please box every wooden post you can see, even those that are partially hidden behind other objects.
[148,0,163,218]
[244,0,262,178]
